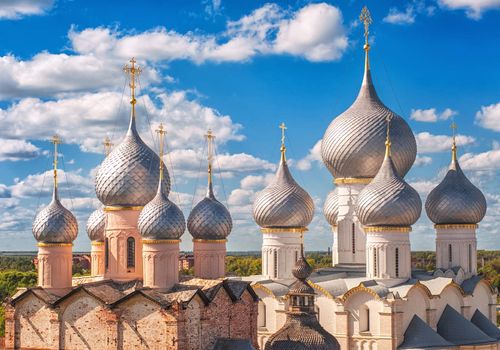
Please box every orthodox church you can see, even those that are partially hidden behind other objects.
[245,8,499,350]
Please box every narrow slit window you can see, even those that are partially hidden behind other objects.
[127,237,135,268]
[395,248,399,277]
[273,250,278,278]
[373,248,378,277]
[468,244,472,272]
[352,223,356,254]
[104,238,109,269]
[448,244,452,263]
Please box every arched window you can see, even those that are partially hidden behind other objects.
[352,223,356,254]
[448,244,453,264]
[104,238,109,269]
[127,237,135,268]
[373,248,378,277]
[315,305,320,321]
[359,304,370,332]
[258,301,266,328]
[468,244,472,272]
[295,250,298,263]
[395,248,399,277]
[273,250,278,278]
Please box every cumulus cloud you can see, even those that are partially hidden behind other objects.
[459,148,500,171]
[0,138,42,161]
[0,0,53,19]
[475,102,500,132]
[410,108,457,122]
[384,7,416,24]
[295,140,322,171]
[438,0,500,19]
[414,155,433,166]
[416,132,475,153]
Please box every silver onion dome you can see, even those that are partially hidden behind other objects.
[356,143,422,227]
[95,116,170,207]
[138,180,185,240]
[86,207,105,242]
[33,187,78,244]
[188,183,232,240]
[321,50,416,180]
[253,152,314,229]
[425,147,486,224]
[323,189,339,226]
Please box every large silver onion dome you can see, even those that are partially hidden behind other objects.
[86,207,105,242]
[253,151,314,229]
[323,189,339,226]
[425,146,486,224]
[321,49,416,180]
[95,116,170,207]
[33,188,78,244]
[138,180,185,240]
[188,183,232,240]
[356,142,421,227]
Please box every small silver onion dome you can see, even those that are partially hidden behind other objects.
[356,142,422,227]
[321,49,416,180]
[95,116,170,207]
[33,187,78,244]
[187,183,232,240]
[253,151,314,229]
[425,145,486,224]
[138,180,185,240]
[86,207,105,242]
[323,189,339,226]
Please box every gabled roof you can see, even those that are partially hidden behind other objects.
[399,315,455,349]
[437,305,496,345]
[470,309,500,340]
[213,338,255,350]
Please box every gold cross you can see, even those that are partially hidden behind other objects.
[359,6,372,47]
[51,135,61,188]
[103,137,113,157]
[279,122,287,145]
[123,57,142,113]
[205,129,216,185]
[156,123,167,180]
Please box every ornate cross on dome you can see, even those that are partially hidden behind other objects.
[385,116,392,158]
[205,129,216,185]
[359,6,372,50]
[156,123,167,180]
[123,57,142,116]
[451,121,457,161]
[279,122,287,160]
[51,134,61,188]
[103,136,113,157]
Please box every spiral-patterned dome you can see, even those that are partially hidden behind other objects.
[95,116,170,207]
[253,153,314,229]
[86,207,105,242]
[187,183,232,240]
[425,148,486,224]
[321,51,416,180]
[323,189,339,226]
[356,145,422,227]
[33,188,78,244]
[138,180,185,240]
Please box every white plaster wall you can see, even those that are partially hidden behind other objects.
[262,232,302,279]
[436,227,477,276]
[366,230,411,280]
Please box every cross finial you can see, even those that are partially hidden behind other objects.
[385,116,392,158]
[205,129,216,186]
[51,135,61,189]
[359,6,372,51]
[279,122,287,161]
[156,123,167,180]
[103,137,113,157]
[451,120,458,161]
[123,57,142,117]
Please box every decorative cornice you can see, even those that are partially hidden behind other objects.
[260,227,308,233]
[252,283,278,300]
[334,177,373,185]
[142,239,181,244]
[37,243,73,247]
[308,280,334,300]
[104,206,143,212]
[434,224,478,230]
[364,226,412,233]
[91,241,104,246]
[192,239,227,243]
[341,283,382,302]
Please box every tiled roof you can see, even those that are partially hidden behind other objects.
[470,309,500,340]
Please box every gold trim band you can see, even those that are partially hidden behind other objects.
[104,206,143,212]
[192,239,227,243]
[37,243,73,247]
[435,224,478,229]
[364,226,412,233]
[334,177,373,185]
[91,241,104,246]
[261,227,308,233]
[142,239,181,244]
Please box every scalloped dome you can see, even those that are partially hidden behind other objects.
[253,154,314,229]
[86,207,105,242]
[321,52,416,180]
[187,184,232,240]
[33,188,78,244]
[425,150,486,224]
[138,180,185,240]
[356,146,422,227]
[323,189,339,226]
[95,116,170,207]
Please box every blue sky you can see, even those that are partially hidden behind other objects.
[0,0,498,252]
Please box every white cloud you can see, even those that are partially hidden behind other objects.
[475,102,500,131]
[414,155,433,166]
[438,0,500,19]
[416,132,475,153]
[409,180,439,195]
[0,138,42,161]
[459,148,500,171]
[410,107,457,122]
[0,0,53,19]
[295,139,322,171]
[384,6,416,24]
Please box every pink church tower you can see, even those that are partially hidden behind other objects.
[188,130,232,279]
[94,58,171,281]
[137,124,186,290]
[32,135,78,296]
